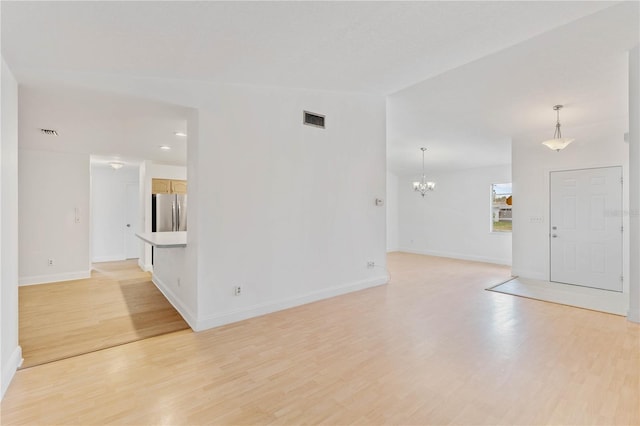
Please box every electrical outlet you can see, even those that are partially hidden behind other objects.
[48,258,54,266]
[367,261,375,268]
[234,286,242,296]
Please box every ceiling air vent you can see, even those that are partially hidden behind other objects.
[303,111,325,129]
[40,128,59,136]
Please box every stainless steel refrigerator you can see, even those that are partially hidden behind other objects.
[152,194,187,232]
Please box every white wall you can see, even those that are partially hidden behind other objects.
[512,120,629,290]
[18,149,91,285]
[1,57,21,399]
[139,162,187,271]
[91,164,139,262]
[386,171,399,252]
[191,84,387,330]
[398,164,512,265]
[628,45,639,322]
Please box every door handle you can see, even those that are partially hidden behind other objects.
[552,234,557,238]
[126,224,131,228]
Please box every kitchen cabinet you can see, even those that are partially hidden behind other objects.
[171,180,187,194]
[152,179,171,194]
[152,178,187,194]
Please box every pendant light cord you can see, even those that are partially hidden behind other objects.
[554,107,562,139]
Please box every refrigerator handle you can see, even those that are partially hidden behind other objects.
[176,198,181,231]
[172,199,177,232]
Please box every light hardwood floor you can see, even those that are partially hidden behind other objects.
[3,253,638,425]
[18,260,189,368]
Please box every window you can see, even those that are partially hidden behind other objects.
[491,183,512,233]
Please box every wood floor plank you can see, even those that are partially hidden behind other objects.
[2,253,638,425]
[18,260,189,368]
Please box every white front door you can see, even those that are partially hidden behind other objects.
[124,183,139,259]
[549,167,623,291]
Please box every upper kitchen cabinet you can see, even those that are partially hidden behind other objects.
[152,178,187,194]
[171,180,187,194]
[152,178,171,194]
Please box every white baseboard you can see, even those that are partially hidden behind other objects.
[195,275,389,332]
[628,308,640,323]
[1,345,22,399]
[398,247,512,266]
[92,255,126,263]
[138,258,153,273]
[151,275,197,330]
[19,270,91,286]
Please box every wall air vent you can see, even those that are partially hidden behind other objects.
[303,111,325,129]
[40,128,59,136]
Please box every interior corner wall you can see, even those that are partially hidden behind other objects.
[512,119,629,287]
[193,85,387,330]
[18,149,91,285]
[183,109,200,323]
[1,57,21,399]
[386,171,399,252]
[628,45,639,323]
[90,164,139,263]
[397,164,512,265]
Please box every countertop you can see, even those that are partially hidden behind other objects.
[136,231,187,248]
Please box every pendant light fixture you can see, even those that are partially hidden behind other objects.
[541,105,574,152]
[412,147,436,197]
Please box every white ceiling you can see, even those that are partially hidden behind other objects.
[1,1,637,172]
[1,1,614,94]
[388,2,639,175]
[19,85,189,166]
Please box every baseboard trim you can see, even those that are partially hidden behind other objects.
[151,275,197,331]
[628,308,640,323]
[195,275,389,332]
[92,255,126,263]
[138,259,153,273]
[1,345,22,399]
[18,270,91,286]
[398,248,512,266]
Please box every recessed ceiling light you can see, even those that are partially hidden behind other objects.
[174,132,187,137]
[159,145,172,151]
[109,162,124,170]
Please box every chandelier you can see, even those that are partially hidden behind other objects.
[541,105,574,151]
[412,147,436,196]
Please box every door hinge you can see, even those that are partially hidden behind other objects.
[621,177,624,184]
[621,225,624,233]
[620,275,624,282]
